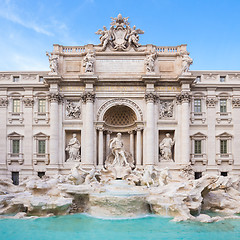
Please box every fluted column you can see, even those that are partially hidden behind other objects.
[178,92,191,164]
[0,97,8,175]
[82,92,95,166]
[49,93,61,166]
[144,93,157,165]
[23,96,34,169]
[175,99,182,164]
[136,127,143,166]
[106,131,112,156]
[98,127,104,166]
[129,130,134,157]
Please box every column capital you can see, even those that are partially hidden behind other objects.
[49,93,63,103]
[232,98,240,108]
[0,97,8,107]
[135,126,144,131]
[128,130,135,134]
[23,97,34,108]
[206,97,217,108]
[176,92,191,104]
[96,127,104,131]
[81,92,95,103]
[145,92,157,103]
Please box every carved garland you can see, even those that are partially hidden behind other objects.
[97,98,143,121]
[23,98,34,107]
[0,98,8,107]
[232,98,240,108]
[206,97,217,107]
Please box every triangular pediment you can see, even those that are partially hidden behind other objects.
[33,132,48,137]
[191,132,207,139]
[7,131,23,137]
[216,132,233,138]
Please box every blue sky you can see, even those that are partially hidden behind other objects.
[0,0,240,71]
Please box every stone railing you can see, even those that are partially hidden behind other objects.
[156,47,178,53]
[62,47,86,53]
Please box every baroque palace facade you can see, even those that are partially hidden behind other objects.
[1,14,240,184]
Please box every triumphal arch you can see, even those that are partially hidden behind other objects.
[1,14,240,183]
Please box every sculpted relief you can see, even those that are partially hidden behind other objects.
[95,14,144,51]
[159,100,174,119]
[66,101,81,119]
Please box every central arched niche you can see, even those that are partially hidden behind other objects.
[103,105,137,131]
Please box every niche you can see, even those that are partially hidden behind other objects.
[159,130,175,161]
[65,130,81,162]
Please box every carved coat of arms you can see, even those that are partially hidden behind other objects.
[95,14,144,51]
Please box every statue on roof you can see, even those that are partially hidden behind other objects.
[95,14,144,51]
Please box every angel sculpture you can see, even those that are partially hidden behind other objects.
[127,25,144,48]
[95,26,112,50]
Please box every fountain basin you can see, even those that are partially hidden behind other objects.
[88,180,150,218]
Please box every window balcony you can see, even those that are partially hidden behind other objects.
[190,112,206,124]
[190,153,207,165]
[33,153,50,165]
[216,153,233,165]
[8,111,24,124]
[216,112,232,124]
[7,153,24,165]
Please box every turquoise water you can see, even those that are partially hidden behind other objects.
[0,214,240,240]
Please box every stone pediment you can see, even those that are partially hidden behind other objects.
[216,132,233,138]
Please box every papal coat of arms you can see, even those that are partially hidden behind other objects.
[95,14,144,51]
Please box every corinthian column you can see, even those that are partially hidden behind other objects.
[136,127,143,166]
[178,92,191,164]
[82,92,95,166]
[49,93,62,166]
[144,93,157,165]
[97,127,104,166]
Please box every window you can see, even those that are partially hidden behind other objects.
[195,76,201,83]
[220,140,227,154]
[38,172,45,178]
[220,99,227,113]
[38,99,46,113]
[12,140,20,154]
[194,140,201,154]
[195,172,202,179]
[39,76,44,82]
[221,172,228,177]
[194,99,201,113]
[220,76,225,82]
[13,76,19,82]
[13,99,20,113]
[12,172,19,185]
[38,140,46,154]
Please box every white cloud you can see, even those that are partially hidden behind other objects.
[0,1,53,36]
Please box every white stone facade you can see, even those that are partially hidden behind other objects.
[0,14,240,182]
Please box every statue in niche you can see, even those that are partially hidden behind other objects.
[66,101,81,119]
[145,52,156,73]
[66,133,81,162]
[180,51,193,74]
[159,101,174,119]
[83,51,95,73]
[159,133,175,161]
[105,133,134,179]
[109,133,129,167]
[46,52,58,74]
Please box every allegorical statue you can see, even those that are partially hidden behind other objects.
[83,51,95,73]
[66,133,81,162]
[109,133,129,167]
[145,52,156,73]
[159,133,175,161]
[46,52,58,74]
[180,51,193,74]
